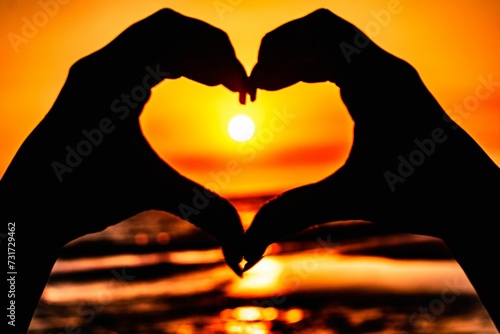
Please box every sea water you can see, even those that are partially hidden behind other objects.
[29,197,497,333]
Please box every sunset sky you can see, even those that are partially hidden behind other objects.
[1,0,499,197]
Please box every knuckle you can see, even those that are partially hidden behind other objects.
[259,32,275,54]
[152,8,177,20]
[313,8,334,18]
[68,56,92,77]
[214,29,232,49]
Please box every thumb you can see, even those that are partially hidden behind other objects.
[177,188,245,277]
[134,147,244,277]
[243,167,369,271]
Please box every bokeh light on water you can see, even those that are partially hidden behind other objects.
[219,306,304,334]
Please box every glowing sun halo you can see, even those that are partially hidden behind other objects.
[228,114,255,142]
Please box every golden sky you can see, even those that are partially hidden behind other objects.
[1,0,499,197]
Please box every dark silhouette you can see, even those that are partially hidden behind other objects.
[0,9,248,333]
[243,8,500,332]
[3,6,499,334]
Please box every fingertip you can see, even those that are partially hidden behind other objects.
[242,263,251,272]
[246,76,257,102]
[239,91,247,105]
[231,262,244,277]
[250,88,257,102]
[242,239,266,272]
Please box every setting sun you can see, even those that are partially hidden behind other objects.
[228,114,255,142]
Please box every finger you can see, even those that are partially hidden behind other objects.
[224,58,248,105]
[245,74,257,102]
[239,91,247,105]
[84,9,248,100]
[243,167,372,271]
[165,20,249,104]
[250,8,382,92]
[250,24,332,91]
[249,30,305,91]
[249,83,257,102]
[203,32,249,104]
[250,61,301,92]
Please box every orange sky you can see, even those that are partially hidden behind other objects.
[1,0,499,197]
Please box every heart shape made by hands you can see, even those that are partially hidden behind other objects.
[3,8,499,333]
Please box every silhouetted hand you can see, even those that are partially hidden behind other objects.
[1,8,247,333]
[244,9,500,330]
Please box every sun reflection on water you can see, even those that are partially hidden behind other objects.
[227,257,284,298]
[224,321,270,334]
[219,306,305,334]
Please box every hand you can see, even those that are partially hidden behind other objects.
[1,8,247,333]
[247,8,371,99]
[244,8,500,330]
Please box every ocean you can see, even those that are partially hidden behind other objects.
[28,196,497,334]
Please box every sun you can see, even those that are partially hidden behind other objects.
[228,114,255,142]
